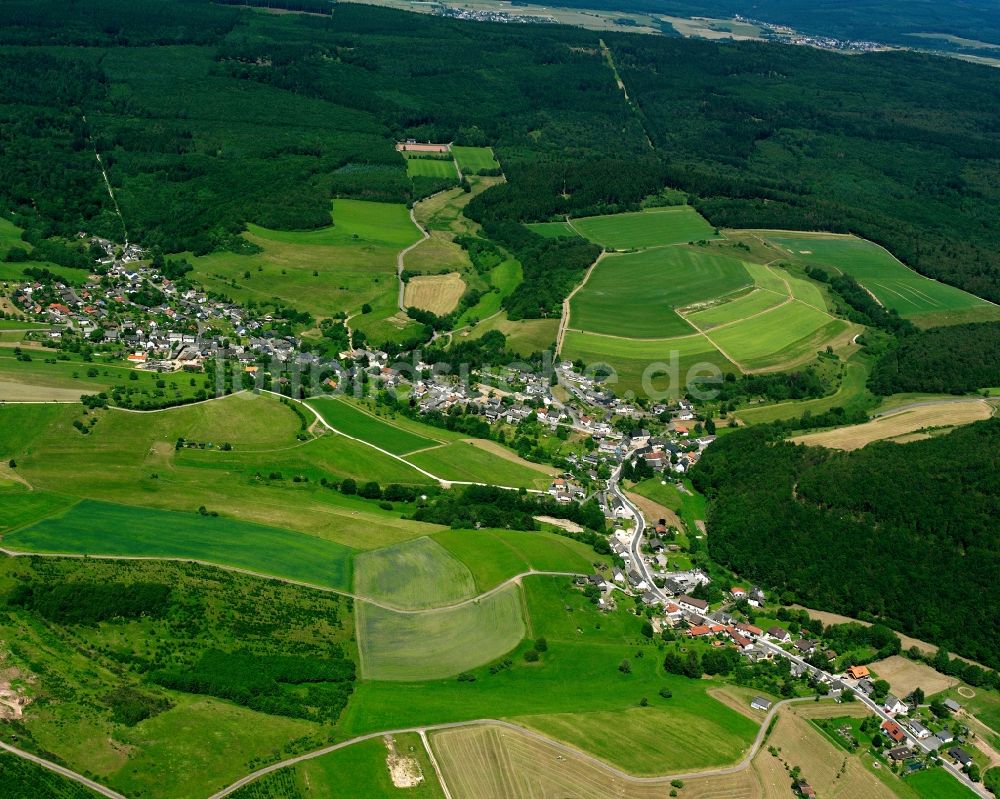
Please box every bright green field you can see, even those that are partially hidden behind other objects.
[406,440,553,490]
[0,397,439,550]
[185,199,419,319]
[526,221,577,239]
[570,206,719,250]
[768,234,996,321]
[570,248,751,338]
[342,577,759,775]
[903,768,978,799]
[706,301,847,370]
[685,287,785,328]
[283,733,445,799]
[560,328,736,398]
[0,487,78,532]
[433,528,599,591]
[5,499,355,590]
[306,397,440,455]
[451,146,500,173]
[405,156,459,180]
[456,257,522,325]
[355,582,526,680]
[354,536,478,609]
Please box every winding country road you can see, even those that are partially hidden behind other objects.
[0,740,127,799]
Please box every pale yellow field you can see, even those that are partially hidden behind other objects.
[753,707,895,799]
[430,723,761,799]
[870,655,958,698]
[0,380,87,402]
[791,399,994,450]
[403,272,467,315]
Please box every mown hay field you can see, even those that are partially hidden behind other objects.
[791,399,994,450]
[569,247,751,338]
[355,582,526,680]
[353,536,478,609]
[404,272,467,315]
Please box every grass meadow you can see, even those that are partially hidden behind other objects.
[5,498,355,590]
[433,528,601,591]
[526,220,577,238]
[570,247,751,337]
[767,233,997,323]
[685,287,784,329]
[185,199,420,319]
[456,257,522,325]
[344,577,759,774]
[306,396,440,454]
[451,146,501,173]
[570,206,718,250]
[705,300,848,370]
[461,311,558,355]
[292,733,445,799]
[353,536,478,609]
[903,769,978,799]
[355,582,526,680]
[560,328,736,397]
[0,397,440,550]
[405,439,554,490]
[405,155,459,180]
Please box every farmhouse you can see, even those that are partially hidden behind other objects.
[730,586,746,599]
[730,632,753,651]
[750,696,772,712]
[845,665,870,680]
[948,747,973,767]
[792,639,817,655]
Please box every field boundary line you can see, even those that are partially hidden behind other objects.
[0,739,127,799]
[420,730,454,799]
[0,546,577,615]
[207,698,816,799]
[397,206,431,311]
[317,395,449,446]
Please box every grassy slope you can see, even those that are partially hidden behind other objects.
[355,582,526,681]
[307,396,440,454]
[433,528,600,591]
[1,397,440,550]
[293,733,445,799]
[706,300,843,367]
[560,328,736,397]
[461,311,558,355]
[353,536,478,609]
[570,247,751,338]
[767,234,997,322]
[5,499,355,590]
[185,199,420,324]
[571,206,719,250]
[526,221,577,238]
[405,439,553,490]
[345,576,758,774]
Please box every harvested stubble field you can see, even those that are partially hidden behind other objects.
[791,399,994,450]
[404,272,467,315]
[869,655,959,698]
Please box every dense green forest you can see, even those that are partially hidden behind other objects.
[606,36,1000,304]
[868,321,1000,394]
[691,421,1000,669]
[4,0,999,311]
